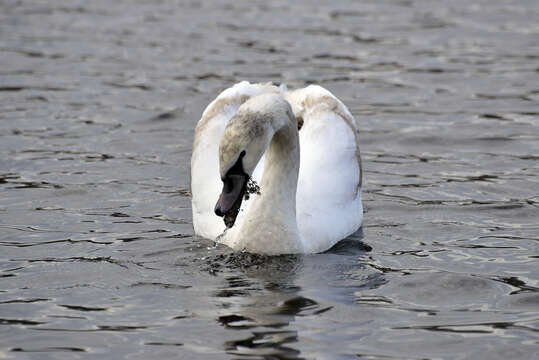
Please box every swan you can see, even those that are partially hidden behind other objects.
[190,81,363,254]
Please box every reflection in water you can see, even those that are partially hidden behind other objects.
[212,254,305,358]
[226,331,302,359]
[208,236,378,359]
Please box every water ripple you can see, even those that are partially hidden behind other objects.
[1,0,538,358]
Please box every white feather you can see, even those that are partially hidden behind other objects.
[191,82,274,239]
[191,82,363,254]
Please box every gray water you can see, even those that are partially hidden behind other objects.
[1,0,538,359]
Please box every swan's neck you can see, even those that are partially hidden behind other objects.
[233,121,302,254]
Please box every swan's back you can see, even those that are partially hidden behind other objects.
[285,85,363,253]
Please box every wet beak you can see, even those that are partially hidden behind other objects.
[214,173,247,228]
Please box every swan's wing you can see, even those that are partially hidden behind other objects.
[285,85,363,253]
[191,81,276,240]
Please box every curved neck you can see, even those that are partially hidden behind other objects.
[232,119,302,254]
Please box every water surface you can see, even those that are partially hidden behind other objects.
[1,0,538,359]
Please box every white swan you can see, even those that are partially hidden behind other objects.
[191,81,363,254]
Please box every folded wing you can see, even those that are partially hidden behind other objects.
[285,85,363,253]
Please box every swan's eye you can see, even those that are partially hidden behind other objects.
[240,150,246,158]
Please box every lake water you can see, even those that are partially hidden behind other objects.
[1,0,538,359]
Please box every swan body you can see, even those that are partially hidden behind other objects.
[191,81,363,254]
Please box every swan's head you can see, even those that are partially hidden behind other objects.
[214,94,292,228]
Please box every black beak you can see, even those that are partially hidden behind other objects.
[214,152,248,228]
